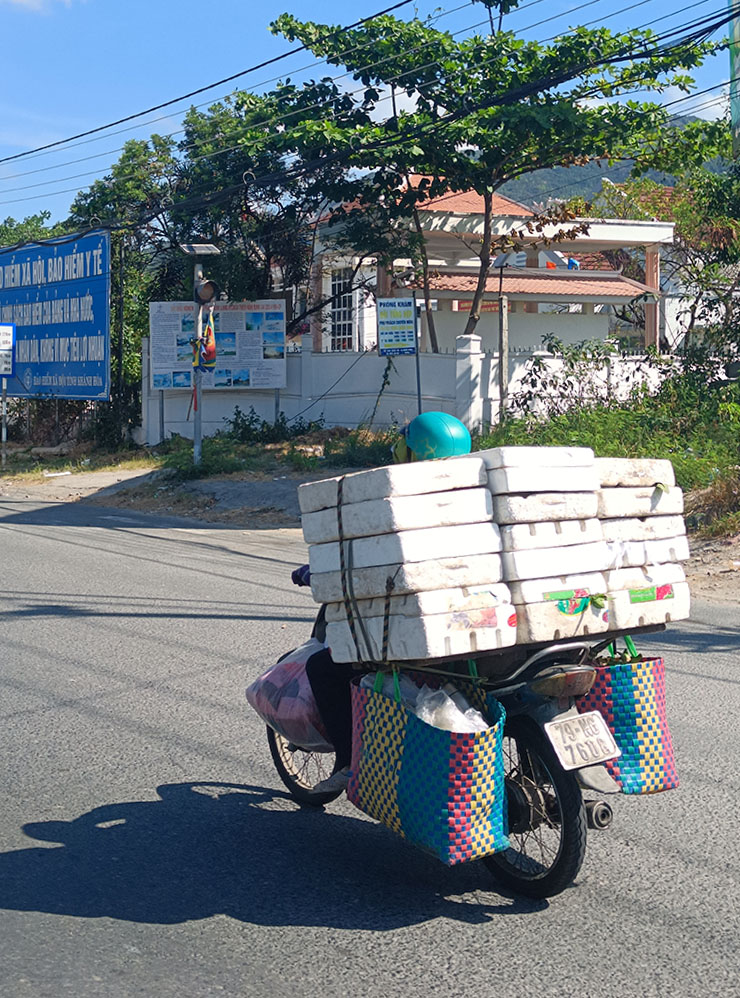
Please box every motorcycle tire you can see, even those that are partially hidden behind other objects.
[266,726,343,807]
[483,716,587,899]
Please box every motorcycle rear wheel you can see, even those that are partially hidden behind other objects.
[483,717,587,899]
[266,726,343,807]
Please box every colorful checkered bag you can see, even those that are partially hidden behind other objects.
[576,643,679,795]
[347,671,509,866]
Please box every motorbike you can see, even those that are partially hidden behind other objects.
[264,619,665,900]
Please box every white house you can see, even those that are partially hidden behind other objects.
[296,179,675,354]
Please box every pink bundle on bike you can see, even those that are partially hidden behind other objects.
[347,671,509,866]
[576,637,679,794]
[246,638,333,753]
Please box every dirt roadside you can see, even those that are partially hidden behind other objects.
[1,465,738,604]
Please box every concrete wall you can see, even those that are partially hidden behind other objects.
[138,334,652,444]
[423,309,610,353]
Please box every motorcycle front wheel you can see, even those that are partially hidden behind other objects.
[266,726,343,807]
[483,717,587,899]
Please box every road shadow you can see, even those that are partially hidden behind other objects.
[638,618,740,657]
[0,495,267,532]
[0,782,546,927]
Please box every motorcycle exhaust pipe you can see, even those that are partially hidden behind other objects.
[586,799,614,830]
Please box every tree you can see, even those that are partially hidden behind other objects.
[270,3,724,340]
[581,163,740,350]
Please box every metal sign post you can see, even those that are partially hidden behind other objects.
[1,378,6,470]
[0,323,15,469]
[193,264,204,467]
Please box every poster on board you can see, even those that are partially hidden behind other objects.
[148,300,286,391]
[377,297,418,356]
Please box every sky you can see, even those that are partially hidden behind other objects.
[0,0,731,224]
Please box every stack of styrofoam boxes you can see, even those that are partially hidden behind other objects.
[595,457,690,629]
[299,457,518,662]
[476,447,613,643]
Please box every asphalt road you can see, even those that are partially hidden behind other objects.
[0,495,739,998]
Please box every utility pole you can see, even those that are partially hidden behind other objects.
[179,243,220,468]
[193,262,204,466]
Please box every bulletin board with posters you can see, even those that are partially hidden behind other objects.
[148,299,286,391]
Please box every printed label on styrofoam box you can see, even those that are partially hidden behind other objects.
[628,584,675,604]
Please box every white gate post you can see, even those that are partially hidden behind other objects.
[455,334,483,432]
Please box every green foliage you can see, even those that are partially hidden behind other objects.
[159,433,254,480]
[477,344,740,494]
[224,406,324,444]
[323,427,401,468]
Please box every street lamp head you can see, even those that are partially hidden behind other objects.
[180,243,221,257]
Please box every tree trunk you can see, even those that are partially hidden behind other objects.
[411,205,440,353]
[462,190,493,337]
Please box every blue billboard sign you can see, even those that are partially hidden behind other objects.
[0,230,111,399]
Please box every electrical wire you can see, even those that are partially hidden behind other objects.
[0,0,686,186]
[287,349,373,420]
[0,0,418,169]
[0,0,481,177]
[0,2,733,223]
[0,0,728,206]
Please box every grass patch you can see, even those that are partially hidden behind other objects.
[684,469,740,535]
[477,377,740,495]
[0,444,163,481]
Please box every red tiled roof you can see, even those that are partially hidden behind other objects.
[571,251,613,271]
[405,174,533,217]
[399,268,656,299]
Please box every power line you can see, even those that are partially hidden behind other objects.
[0,0,417,169]
[0,0,658,197]
[1,0,684,187]
[0,0,714,210]
[0,2,732,215]
[0,0,481,175]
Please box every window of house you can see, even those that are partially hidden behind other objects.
[330,268,355,351]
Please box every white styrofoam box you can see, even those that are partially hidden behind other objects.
[487,465,600,496]
[301,487,492,545]
[508,572,608,605]
[326,602,518,663]
[514,598,611,644]
[310,553,504,604]
[605,535,691,569]
[297,456,486,514]
[606,563,686,592]
[595,457,676,489]
[501,518,603,552]
[308,521,502,576]
[324,582,513,623]
[601,515,686,543]
[492,491,598,524]
[477,446,595,469]
[597,486,684,519]
[502,541,611,582]
[607,581,690,630]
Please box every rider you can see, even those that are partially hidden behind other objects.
[296,412,473,794]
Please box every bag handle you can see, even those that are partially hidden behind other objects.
[373,668,401,702]
[604,634,640,662]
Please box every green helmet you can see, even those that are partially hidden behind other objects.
[404,412,472,460]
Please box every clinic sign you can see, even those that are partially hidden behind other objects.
[377,297,418,356]
[0,230,111,399]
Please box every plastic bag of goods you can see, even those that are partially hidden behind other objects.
[246,638,333,752]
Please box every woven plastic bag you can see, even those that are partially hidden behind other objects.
[576,637,679,795]
[347,670,509,866]
[246,638,333,753]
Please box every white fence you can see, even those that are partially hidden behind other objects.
[138,333,654,444]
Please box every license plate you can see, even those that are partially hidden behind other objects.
[544,712,621,771]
